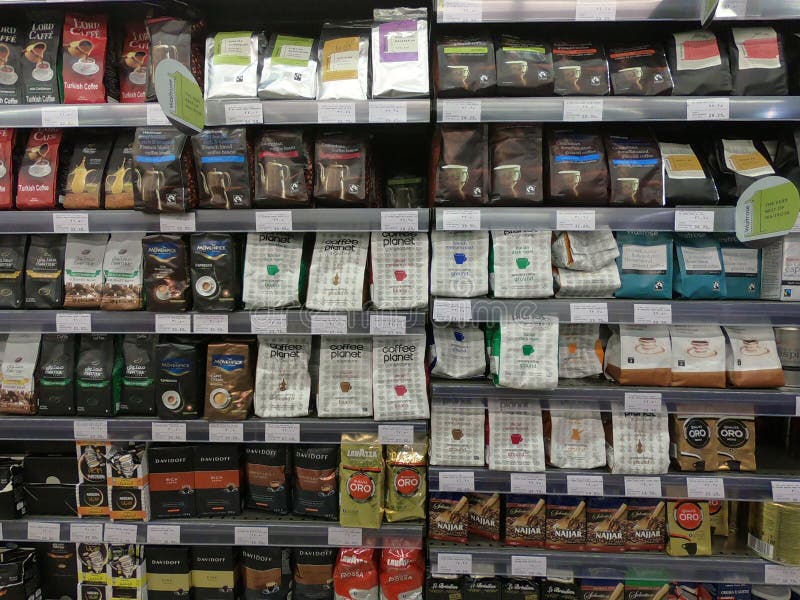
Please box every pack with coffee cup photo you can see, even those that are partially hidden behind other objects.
[496,35,553,96]
[61,13,108,104]
[608,43,673,96]
[0,26,23,105]
[434,125,489,206]
[120,22,148,103]
[548,129,609,206]
[553,40,609,96]
[436,33,496,97]
[605,133,664,206]
[22,15,61,104]
[17,128,63,209]
[0,128,14,209]
[490,124,543,205]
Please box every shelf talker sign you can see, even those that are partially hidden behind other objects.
[735,176,800,245]
[154,58,205,135]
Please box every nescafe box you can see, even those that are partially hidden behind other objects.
[147,546,192,600]
[193,445,241,517]
[108,544,145,589]
[110,485,150,521]
[77,483,109,517]
[79,583,110,600]
[77,543,109,583]
[148,446,195,519]
[77,442,110,484]
[190,546,238,600]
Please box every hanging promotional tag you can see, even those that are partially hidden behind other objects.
[154,58,205,135]
[735,176,800,246]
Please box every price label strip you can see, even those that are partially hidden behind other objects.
[251,313,288,334]
[440,100,481,123]
[147,525,181,545]
[438,471,475,492]
[234,526,269,546]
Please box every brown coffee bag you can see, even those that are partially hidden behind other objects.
[254,130,312,208]
[548,129,608,206]
[204,342,253,420]
[716,416,756,472]
[671,415,717,472]
[63,134,113,209]
[103,131,135,209]
[435,125,489,206]
[119,22,148,103]
[490,125,543,205]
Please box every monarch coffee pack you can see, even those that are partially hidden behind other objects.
[255,129,313,207]
[61,13,108,104]
[17,128,63,209]
[132,127,197,213]
[143,234,190,312]
[0,26,23,105]
[120,22,148,103]
[190,233,238,312]
[192,127,251,209]
[22,15,61,104]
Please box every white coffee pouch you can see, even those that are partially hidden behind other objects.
[554,262,621,298]
[317,336,372,418]
[306,233,369,311]
[0,333,41,415]
[430,231,489,298]
[254,336,311,417]
[604,325,672,386]
[558,324,603,379]
[722,139,775,178]
[552,230,620,272]
[607,408,669,474]
[100,234,143,311]
[370,232,428,309]
[64,234,108,309]
[258,34,319,100]
[547,407,606,469]
[670,325,726,388]
[489,230,553,298]
[371,8,429,98]
[724,326,785,388]
[204,32,262,99]
[430,324,486,379]
[430,401,484,466]
[372,335,429,421]
[318,23,369,100]
[242,232,305,309]
[488,398,545,472]
[490,318,559,390]
[760,235,800,301]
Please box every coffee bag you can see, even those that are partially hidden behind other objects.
[242,548,291,600]
[546,496,587,550]
[64,234,107,308]
[490,230,552,298]
[716,416,756,471]
[61,13,108,104]
[552,230,619,272]
[119,22,148,103]
[371,8,428,98]
[0,129,14,209]
[553,41,609,96]
[258,34,318,100]
[489,125,543,205]
[63,134,113,209]
[254,129,312,207]
[0,26,23,105]
[370,232,428,309]
[36,333,75,415]
[17,129,63,209]
[75,334,118,417]
[436,33,496,97]
[671,415,717,471]
[132,127,197,213]
[385,442,427,522]
[190,233,238,312]
[496,36,553,96]
[293,549,336,599]
[659,142,720,206]
[723,326,785,388]
[604,325,672,386]
[292,447,338,520]
[204,31,261,99]
[143,234,190,312]
[254,336,311,418]
[192,127,251,209]
[22,15,61,104]
[339,434,384,529]
[245,445,289,515]
[487,398,545,472]
[586,498,627,551]
[103,131,135,209]
[25,234,65,309]
[334,548,378,600]
[719,234,760,299]
[145,18,190,102]
[760,235,800,301]
[546,409,605,469]
[0,236,27,309]
[548,130,609,206]
[505,495,546,547]
[242,232,306,309]
[372,335,428,421]
[429,493,469,544]
[317,336,372,418]
[0,333,40,415]
[730,27,788,96]
[100,233,143,310]
[626,499,665,551]
[155,340,203,419]
[607,408,669,474]
[605,134,664,206]
[667,500,711,556]
[205,342,253,420]
[430,231,489,298]
[430,401,484,466]
[429,324,486,379]
[670,325,726,388]
[314,132,372,207]
[489,318,559,390]
[305,233,369,311]
[667,30,732,96]
[558,324,603,379]
[435,125,489,206]
[468,493,501,541]
[615,231,673,299]
[119,334,156,415]
[608,43,673,96]
[553,263,621,298]
[709,139,774,202]
[318,23,369,100]
[674,233,726,299]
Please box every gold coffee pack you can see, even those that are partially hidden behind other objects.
[385,442,427,522]
[667,500,711,556]
[716,416,756,471]
[64,134,113,209]
[671,415,717,471]
[339,434,384,529]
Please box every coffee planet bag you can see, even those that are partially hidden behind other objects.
[547,408,605,469]
[205,342,253,420]
[490,318,559,390]
[430,401,484,466]
[487,398,545,472]
[192,127,251,209]
[254,336,312,418]
[604,325,672,387]
[22,15,61,104]
[103,130,135,209]
[190,233,238,312]
[258,34,318,100]
[242,232,306,309]
[489,125,544,205]
[496,35,553,96]
[372,335,428,421]
[25,234,65,308]
[553,262,621,298]
[608,43,673,96]
[558,324,603,379]
[605,134,664,206]
[430,231,489,298]
[723,326,785,388]
[615,231,673,299]
[100,233,143,311]
[318,22,369,101]
[429,324,486,379]
[63,134,113,209]
[667,30,733,95]
[371,7,428,98]
[674,233,726,300]
[305,233,369,311]
[317,336,372,418]
[64,234,107,308]
[17,129,63,209]
[552,230,619,272]
[730,27,788,96]
[254,129,313,207]
[370,232,428,309]
[61,13,108,104]
[0,236,26,309]
[659,142,720,206]
[119,22,148,103]
[0,129,14,209]
[489,230,553,298]
[553,41,609,96]
[0,333,41,415]
[670,325,726,389]
[607,408,670,475]
[436,33,496,97]
[548,130,609,206]
[435,125,489,206]
[204,31,261,99]
[0,26,23,105]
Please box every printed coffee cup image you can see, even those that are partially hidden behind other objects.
[741,340,769,356]
[687,340,717,358]
[28,144,51,178]
[24,41,46,64]
[494,164,521,194]
[125,50,148,85]
[195,275,217,297]
[0,160,6,179]
[719,450,742,471]
[68,39,99,75]
[618,177,640,203]
[447,64,470,88]
[679,450,705,471]
[559,65,582,90]
[635,337,666,354]
[209,388,231,410]
[619,66,644,90]
[558,170,581,194]
[33,61,54,82]
[161,391,183,411]
[506,59,528,81]
[440,164,469,193]
[0,44,17,85]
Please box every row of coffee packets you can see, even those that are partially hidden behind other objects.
[437,27,791,97]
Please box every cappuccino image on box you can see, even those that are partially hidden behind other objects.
[107,443,148,487]
[77,442,110,484]
[193,444,241,517]
[108,543,145,589]
[148,445,195,518]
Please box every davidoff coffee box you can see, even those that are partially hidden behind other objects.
[193,445,241,517]
[147,546,191,600]
[191,546,239,600]
[148,446,195,519]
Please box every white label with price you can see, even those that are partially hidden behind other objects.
[57,313,92,333]
[256,211,292,232]
[563,99,603,121]
[432,299,472,322]
[440,0,483,22]
[570,303,608,323]
[53,213,89,233]
[634,304,672,325]
[147,525,181,545]
[441,100,481,123]
[556,210,595,231]
[28,522,61,542]
[439,471,475,492]
[772,481,800,502]
[674,210,714,232]
[146,104,171,126]
[318,102,356,124]
[311,314,348,335]
[369,101,407,123]
[381,210,419,231]
[624,392,663,414]
[576,0,616,20]
[717,0,749,18]
[436,553,473,575]
[796,396,800,416]
[511,556,547,577]
[378,425,415,445]
[624,477,662,498]
[104,524,138,544]
[235,526,269,546]
[567,475,604,496]
[73,420,108,441]
[510,473,547,495]
[685,476,725,499]
[159,213,196,232]
[70,523,104,543]
[42,106,79,127]
[151,422,186,442]
[686,98,730,121]
[208,422,244,443]
[224,103,263,125]
[369,314,406,336]
[442,209,481,230]
[765,565,800,585]
[265,423,300,443]
[328,527,362,547]
[193,314,228,334]
[155,314,192,334]
[250,313,288,334]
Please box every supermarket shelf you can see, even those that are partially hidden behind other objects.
[714,0,800,19]
[0,209,430,234]
[431,380,800,416]
[0,515,425,548]
[429,466,800,501]
[0,310,426,335]
[432,298,800,326]
[435,0,702,22]
[0,104,164,128]
[428,543,789,583]
[0,417,428,444]
[435,207,734,232]
[437,97,800,123]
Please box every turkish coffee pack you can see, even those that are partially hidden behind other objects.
[435,125,489,206]
[0,236,27,309]
[625,498,665,551]
[667,31,733,95]
[190,233,237,312]
[133,127,197,213]
[605,134,664,206]
[254,129,313,207]
[143,234,190,312]
[145,18,191,102]
[192,127,251,209]
[553,41,609,96]
[0,334,41,414]
[490,125,543,205]
[0,129,14,209]
[548,130,609,206]
[63,135,113,209]
[429,492,469,543]
[76,334,119,416]
[119,334,156,415]
[17,129,63,209]
[0,26,22,105]
[258,34,318,100]
[22,15,61,104]
[156,340,203,419]
[61,13,108,104]
[496,36,553,96]
[607,43,673,96]
[119,22,148,103]
[64,234,107,308]
[314,132,372,207]
[436,33,496,97]
[25,234,65,308]
[546,496,587,550]
[292,446,338,520]
[245,444,289,515]
[204,342,253,420]
[103,131,135,209]
[586,498,627,551]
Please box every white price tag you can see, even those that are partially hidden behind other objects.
[147,525,181,545]
[104,523,138,544]
[208,422,244,443]
[155,314,192,334]
[772,481,800,503]
[369,101,407,123]
[624,392,663,414]
[70,523,104,543]
[234,526,269,546]
[256,211,293,232]
[566,475,604,496]
[28,522,61,542]
[381,210,419,232]
[796,395,800,416]
[511,556,547,578]
[569,302,608,323]
[311,314,348,335]
[433,299,472,322]
[634,304,672,325]
[717,0,748,17]
[146,103,171,126]
[439,471,475,492]
[318,102,356,124]
[563,99,604,121]
[327,527,362,547]
[56,313,92,333]
[159,213,196,232]
[53,213,89,233]
[42,106,79,127]
[685,476,725,499]
[378,425,415,445]
[265,423,300,443]
[73,420,108,441]
[624,477,662,498]
[151,422,186,442]
[440,0,483,22]
[510,473,547,495]
[576,0,616,20]
[436,553,473,575]
[193,314,228,334]
[556,210,596,231]
[250,313,288,335]
[765,565,800,585]
[674,210,715,232]
[686,98,730,121]
[441,100,482,123]
[224,103,263,125]
[442,209,481,230]
[369,314,406,335]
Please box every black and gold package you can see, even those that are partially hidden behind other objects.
[716,416,756,472]
[147,546,192,600]
[192,127,251,209]
[77,543,109,583]
[385,443,426,522]
[245,445,289,515]
[77,442,108,484]
[37,334,76,415]
[428,576,464,600]
[542,579,579,600]
[77,483,109,518]
[191,546,239,600]
[79,583,109,600]
[63,134,113,209]
[108,544,145,590]
[464,577,501,600]
[504,579,540,600]
[241,547,291,600]
[292,548,335,600]
[119,334,157,416]
[76,334,121,417]
[0,235,27,309]
[339,434,383,529]
[24,234,65,309]
[292,446,338,521]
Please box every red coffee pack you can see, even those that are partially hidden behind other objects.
[120,22,148,103]
[333,548,378,600]
[17,128,63,209]
[379,548,424,600]
[62,13,108,104]
[0,129,15,209]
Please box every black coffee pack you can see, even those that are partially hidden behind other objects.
[22,15,62,104]
[75,334,120,417]
[132,127,197,213]
[155,341,203,419]
[0,25,23,105]
[667,30,733,96]
[463,577,501,600]
[245,444,289,515]
[190,233,237,312]
[192,127,251,209]
[193,444,241,517]
[25,234,65,309]
[143,234,190,312]
[0,236,27,309]
[292,446,337,521]
[428,576,464,600]
[191,546,239,600]
[147,546,192,600]
[241,548,291,600]
[119,334,156,416]
[148,445,195,519]
[292,548,335,600]
[36,334,75,415]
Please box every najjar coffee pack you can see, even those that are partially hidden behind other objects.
[61,13,108,104]
[17,128,63,209]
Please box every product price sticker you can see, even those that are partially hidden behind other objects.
[575,0,616,21]
[436,553,473,575]
[686,98,730,121]
[440,100,482,123]
[146,103,171,126]
[432,299,472,322]
[328,527,362,547]
[208,422,244,443]
[633,304,672,325]
[234,526,269,546]
[369,101,408,123]
[795,395,800,416]
[717,0,748,17]
[624,392,663,414]
[104,523,138,544]
[155,314,192,334]
[159,213,196,233]
[255,211,292,232]
[440,0,483,22]
[685,476,725,499]
[53,213,89,233]
[381,210,419,232]
[310,314,348,335]
[147,525,181,545]
[556,209,595,231]
[563,99,603,122]
[439,471,475,492]
[73,420,108,441]
[193,314,228,334]
[57,313,92,334]
[442,209,481,230]
[624,477,662,498]
[378,425,415,445]
[369,314,406,335]
[151,422,186,442]
[570,302,608,323]
[566,475,604,496]
[674,210,715,232]
[42,106,79,127]
[70,523,104,543]
[511,556,547,578]
[224,103,263,125]
[772,481,800,503]
[28,521,61,542]
[250,313,288,335]
[317,102,356,124]
[265,423,300,443]
[510,473,547,495]
[765,565,800,585]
